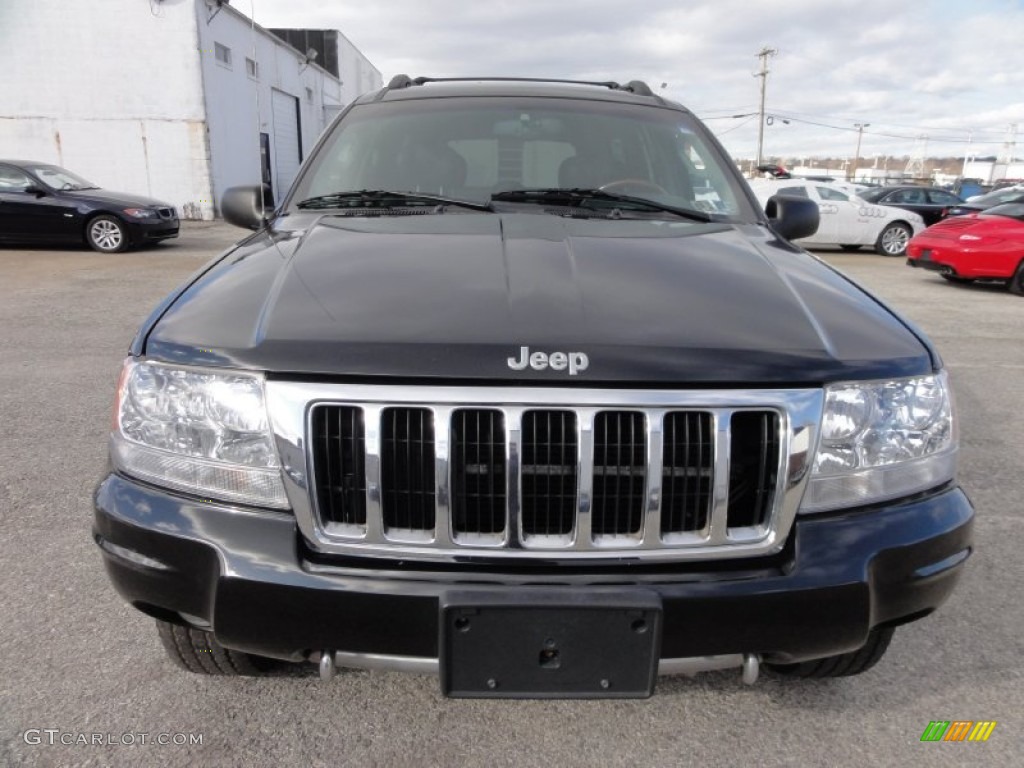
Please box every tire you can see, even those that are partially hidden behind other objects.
[875,222,912,257]
[156,620,276,676]
[839,244,862,252]
[767,627,895,679]
[1010,260,1024,296]
[940,274,974,285]
[86,214,129,253]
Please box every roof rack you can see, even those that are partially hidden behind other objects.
[384,75,655,97]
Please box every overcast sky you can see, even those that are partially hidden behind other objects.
[249,0,1023,164]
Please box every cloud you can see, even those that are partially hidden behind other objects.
[251,0,1024,158]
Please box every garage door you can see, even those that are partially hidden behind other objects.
[271,90,302,199]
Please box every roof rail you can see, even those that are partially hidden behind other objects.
[383,75,657,96]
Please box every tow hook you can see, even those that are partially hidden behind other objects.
[319,650,336,681]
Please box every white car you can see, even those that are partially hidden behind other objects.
[749,178,925,256]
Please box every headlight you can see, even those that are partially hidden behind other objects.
[800,372,956,513]
[123,207,157,218]
[111,360,289,508]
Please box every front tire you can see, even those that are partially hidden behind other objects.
[156,620,276,676]
[767,626,895,678]
[1010,260,1024,296]
[86,214,129,253]
[875,222,912,257]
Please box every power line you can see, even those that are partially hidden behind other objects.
[715,115,759,135]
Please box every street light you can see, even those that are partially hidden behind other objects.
[851,123,870,181]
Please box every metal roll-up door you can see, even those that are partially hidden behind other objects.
[271,89,302,199]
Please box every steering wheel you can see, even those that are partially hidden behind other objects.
[598,179,668,196]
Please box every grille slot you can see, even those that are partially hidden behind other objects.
[451,409,506,536]
[312,405,366,527]
[661,412,714,535]
[592,411,646,536]
[727,411,780,529]
[521,410,578,537]
[381,408,436,532]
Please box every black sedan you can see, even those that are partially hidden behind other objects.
[857,185,964,226]
[0,160,178,252]
[945,184,1024,216]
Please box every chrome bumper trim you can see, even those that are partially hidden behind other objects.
[324,650,758,681]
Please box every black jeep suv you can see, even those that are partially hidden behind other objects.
[94,76,972,698]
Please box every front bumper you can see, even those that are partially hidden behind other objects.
[126,218,179,244]
[94,473,973,670]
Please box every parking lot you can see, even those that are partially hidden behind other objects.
[0,223,1020,767]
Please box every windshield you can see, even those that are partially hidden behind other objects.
[974,186,1024,206]
[290,97,756,221]
[26,164,96,190]
[984,203,1024,221]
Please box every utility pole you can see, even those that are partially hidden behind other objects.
[754,46,777,169]
[850,123,869,181]
[962,130,973,178]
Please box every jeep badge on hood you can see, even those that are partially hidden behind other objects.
[507,346,589,375]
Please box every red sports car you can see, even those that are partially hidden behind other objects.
[906,203,1024,295]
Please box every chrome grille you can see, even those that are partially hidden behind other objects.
[313,404,772,545]
[267,383,822,561]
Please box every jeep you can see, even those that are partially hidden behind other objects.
[94,76,972,698]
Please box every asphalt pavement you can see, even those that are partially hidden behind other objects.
[0,225,1020,767]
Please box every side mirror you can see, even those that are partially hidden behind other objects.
[221,185,274,230]
[24,185,47,196]
[765,194,819,241]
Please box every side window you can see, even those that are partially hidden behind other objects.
[816,186,849,202]
[778,185,809,198]
[891,189,925,204]
[0,166,34,191]
[928,190,960,205]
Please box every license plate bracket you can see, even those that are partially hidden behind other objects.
[439,589,662,699]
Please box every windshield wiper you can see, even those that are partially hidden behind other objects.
[491,187,712,222]
[296,190,493,212]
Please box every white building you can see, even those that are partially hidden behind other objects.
[0,0,381,219]
[962,160,1024,184]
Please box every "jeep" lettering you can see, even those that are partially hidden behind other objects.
[507,346,589,375]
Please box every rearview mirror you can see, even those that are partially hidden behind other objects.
[24,185,47,196]
[221,185,274,230]
[765,194,819,241]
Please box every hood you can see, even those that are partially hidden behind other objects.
[142,213,933,384]
[66,188,173,209]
